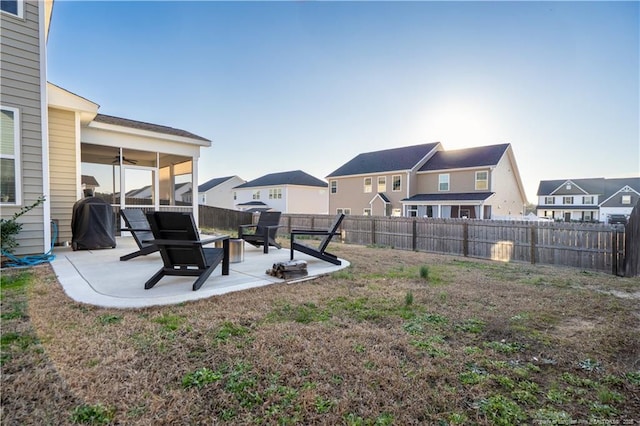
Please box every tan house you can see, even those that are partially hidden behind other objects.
[327,142,527,219]
[1,0,211,256]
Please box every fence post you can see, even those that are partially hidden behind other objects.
[530,224,537,264]
[371,218,376,246]
[462,222,469,257]
[611,229,618,276]
[412,219,417,251]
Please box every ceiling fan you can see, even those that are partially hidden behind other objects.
[112,155,138,165]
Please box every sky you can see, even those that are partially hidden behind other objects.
[46,0,639,203]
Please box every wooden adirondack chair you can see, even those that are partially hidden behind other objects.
[119,208,158,261]
[145,211,229,291]
[238,211,282,253]
[290,214,345,265]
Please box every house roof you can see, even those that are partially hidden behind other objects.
[234,170,327,189]
[326,142,441,178]
[237,201,268,206]
[536,177,640,197]
[198,176,238,192]
[418,143,510,172]
[81,175,100,187]
[402,192,495,202]
[93,114,211,142]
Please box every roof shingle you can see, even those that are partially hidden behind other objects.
[234,170,327,189]
[93,114,210,142]
[418,143,509,172]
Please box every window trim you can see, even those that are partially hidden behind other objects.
[392,175,401,192]
[582,196,594,205]
[377,176,386,192]
[438,173,450,192]
[269,188,282,199]
[544,196,555,205]
[363,177,372,193]
[330,180,337,194]
[0,106,22,205]
[475,171,488,191]
[337,208,351,215]
[622,195,631,205]
[563,196,574,205]
[1,0,23,18]
[252,190,260,200]
[363,208,371,216]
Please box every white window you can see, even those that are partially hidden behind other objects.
[1,0,23,17]
[391,208,401,217]
[407,205,418,217]
[252,190,260,200]
[563,196,573,204]
[622,195,631,205]
[364,177,372,193]
[475,171,488,190]
[269,188,282,199]
[233,192,237,200]
[363,208,371,216]
[330,180,337,194]
[1,107,21,204]
[337,208,351,215]
[583,196,594,205]
[392,175,401,192]
[377,176,386,192]
[438,174,449,191]
[544,197,555,205]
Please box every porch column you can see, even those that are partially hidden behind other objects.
[192,157,199,227]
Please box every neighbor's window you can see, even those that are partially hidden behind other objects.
[1,0,22,17]
[330,180,337,194]
[364,177,372,193]
[363,208,371,216]
[392,175,401,191]
[545,197,554,205]
[233,191,237,200]
[252,190,260,200]
[269,188,282,199]
[475,171,488,190]
[391,208,401,217]
[337,208,351,215]
[622,195,631,205]
[377,176,386,192]
[438,174,449,191]
[1,107,20,204]
[563,196,573,204]
[583,196,594,205]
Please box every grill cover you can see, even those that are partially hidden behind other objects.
[71,197,116,250]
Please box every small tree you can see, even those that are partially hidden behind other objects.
[1,195,46,254]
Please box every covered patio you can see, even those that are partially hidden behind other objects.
[50,237,349,309]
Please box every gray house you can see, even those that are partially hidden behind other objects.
[536,177,640,223]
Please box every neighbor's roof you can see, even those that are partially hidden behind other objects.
[81,175,100,187]
[402,192,494,202]
[234,170,327,189]
[198,176,239,192]
[418,143,510,172]
[93,114,211,142]
[326,142,440,177]
[536,177,640,197]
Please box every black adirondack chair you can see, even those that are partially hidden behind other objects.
[290,213,345,265]
[145,211,229,291]
[119,208,158,261]
[238,211,282,253]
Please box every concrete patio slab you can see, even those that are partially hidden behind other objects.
[50,237,349,309]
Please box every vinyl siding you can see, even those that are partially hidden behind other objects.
[491,151,526,216]
[415,168,492,194]
[1,1,46,255]
[328,173,408,216]
[48,108,77,244]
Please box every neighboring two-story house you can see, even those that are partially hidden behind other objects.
[1,0,212,255]
[198,175,246,209]
[536,177,640,223]
[327,143,527,219]
[234,170,328,214]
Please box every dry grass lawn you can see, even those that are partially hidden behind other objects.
[2,243,639,425]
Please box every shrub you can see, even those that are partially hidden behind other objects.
[1,196,45,254]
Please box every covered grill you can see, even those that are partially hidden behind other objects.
[71,197,117,250]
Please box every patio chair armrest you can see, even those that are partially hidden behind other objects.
[121,227,151,232]
[199,236,229,246]
[291,229,336,236]
[146,239,223,247]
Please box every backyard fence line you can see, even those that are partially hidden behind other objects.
[279,214,628,276]
[195,207,630,276]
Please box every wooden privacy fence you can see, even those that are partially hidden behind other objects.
[279,214,628,275]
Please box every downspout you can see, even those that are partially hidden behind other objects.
[39,1,52,251]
